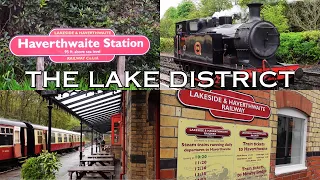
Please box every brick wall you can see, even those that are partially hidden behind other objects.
[124,90,156,180]
[159,90,320,180]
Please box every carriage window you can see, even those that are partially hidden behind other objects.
[189,22,198,31]
[14,131,20,143]
[69,135,72,142]
[37,131,43,144]
[0,134,13,145]
[58,133,62,142]
[176,24,183,33]
[64,134,68,142]
[1,128,5,133]
[10,129,13,133]
[51,133,56,143]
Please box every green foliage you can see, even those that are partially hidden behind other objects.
[160,18,176,38]
[261,2,289,33]
[0,91,80,129]
[21,157,43,180]
[199,0,232,17]
[21,151,61,180]
[160,0,232,38]
[287,0,320,31]
[276,31,320,64]
[163,7,178,19]
[176,0,197,18]
[160,38,174,53]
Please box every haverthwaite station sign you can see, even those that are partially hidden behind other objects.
[9,28,150,63]
[177,90,271,121]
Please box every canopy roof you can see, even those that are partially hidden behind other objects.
[38,90,122,133]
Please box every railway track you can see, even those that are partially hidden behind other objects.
[160,54,320,90]
[0,166,20,174]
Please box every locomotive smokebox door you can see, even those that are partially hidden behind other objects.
[234,3,280,67]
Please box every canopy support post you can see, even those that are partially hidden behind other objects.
[91,128,93,155]
[96,131,98,153]
[47,98,53,152]
[80,120,83,160]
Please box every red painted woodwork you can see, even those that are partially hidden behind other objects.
[35,144,43,154]
[111,114,122,146]
[0,146,14,160]
[13,144,22,158]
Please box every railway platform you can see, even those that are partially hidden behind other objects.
[0,145,120,180]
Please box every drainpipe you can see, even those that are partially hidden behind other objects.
[120,91,126,180]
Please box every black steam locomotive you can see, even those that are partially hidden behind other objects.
[173,3,303,88]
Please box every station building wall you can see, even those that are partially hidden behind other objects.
[123,90,158,180]
[159,90,320,180]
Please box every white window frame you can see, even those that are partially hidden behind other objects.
[275,108,308,175]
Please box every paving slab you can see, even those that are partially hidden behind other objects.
[0,145,121,180]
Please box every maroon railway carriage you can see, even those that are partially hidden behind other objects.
[0,118,84,168]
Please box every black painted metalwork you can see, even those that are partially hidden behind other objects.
[91,127,93,155]
[80,120,83,160]
[37,90,122,133]
[47,98,53,152]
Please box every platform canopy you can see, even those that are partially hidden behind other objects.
[38,90,122,133]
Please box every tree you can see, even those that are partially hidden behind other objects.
[287,0,320,31]
[261,1,289,33]
[176,0,197,18]
[163,7,178,19]
[199,0,233,17]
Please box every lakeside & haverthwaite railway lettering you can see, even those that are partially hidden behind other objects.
[189,90,267,112]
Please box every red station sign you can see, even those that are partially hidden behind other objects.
[185,125,231,139]
[177,90,271,122]
[9,28,150,63]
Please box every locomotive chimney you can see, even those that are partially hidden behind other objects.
[247,3,262,22]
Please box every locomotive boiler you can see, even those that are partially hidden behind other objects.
[173,3,303,88]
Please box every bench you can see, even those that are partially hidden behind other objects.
[68,166,115,180]
[80,158,114,166]
[93,152,112,155]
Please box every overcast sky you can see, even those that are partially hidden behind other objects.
[160,0,183,18]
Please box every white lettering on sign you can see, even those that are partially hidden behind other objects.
[17,38,144,49]
[221,104,245,113]
[189,91,222,103]
[188,90,266,113]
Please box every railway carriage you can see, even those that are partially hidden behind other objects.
[0,118,84,168]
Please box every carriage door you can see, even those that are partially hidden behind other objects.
[42,130,47,151]
[13,127,22,158]
[20,127,25,157]
[24,123,35,157]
